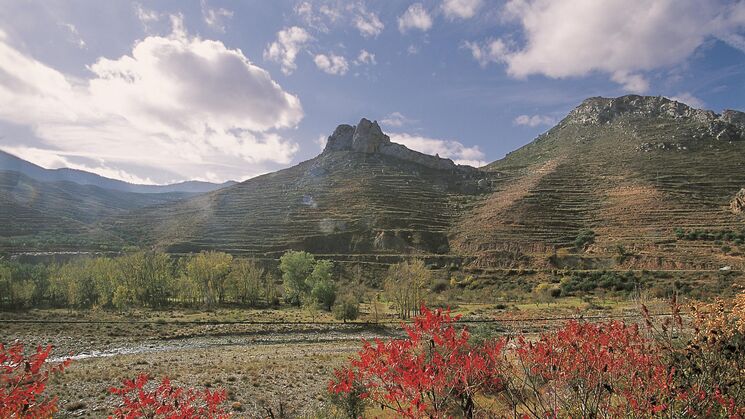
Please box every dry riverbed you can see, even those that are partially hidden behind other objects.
[1,308,401,418]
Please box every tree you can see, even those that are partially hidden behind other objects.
[184,251,232,308]
[309,259,336,310]
[333,294,359,322]
[225,258,264,306]
[117,252,174,308]
[279,250,315,305]
[383,260,430,319]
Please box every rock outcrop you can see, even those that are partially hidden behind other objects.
[323,118,466,171]
[565,95,745,141]
[732,188,745,214]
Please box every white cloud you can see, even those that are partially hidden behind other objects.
[462,39,507,67]
[470,0,745,92]
[442,0,483,20]
[670,92,705,108]
[264,26,311,75]
[315,134,328,151]
[134,3,161,27]
[354,49,376,65]
[313,53,349,75]
[398,3,433,33]
[514,114,556,127]
[389,133,487,167]
[60,23,86,49]
[201,0,234,32]
[380,112,415,128]
[354,8,384,37]
[0,17,303,183]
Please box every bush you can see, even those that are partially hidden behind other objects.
[333,295,359,323]
[0,342,71,418]
[573,229,596,250]
[109,374,230,418]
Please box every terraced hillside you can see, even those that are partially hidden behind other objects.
[105,119,489,259]
[453,95,745,270]
[0,171,194,252]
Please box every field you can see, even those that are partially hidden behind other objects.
[1,297,677,418]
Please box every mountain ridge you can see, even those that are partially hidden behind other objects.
[0,149,236,194]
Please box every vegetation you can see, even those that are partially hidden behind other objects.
[330,293,745,418]
[573,228,596,250]
[383,259,431,319]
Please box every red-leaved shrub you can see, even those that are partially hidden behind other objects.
[1,341,70,418]
[109,374,231,419]
[329,306,506,418]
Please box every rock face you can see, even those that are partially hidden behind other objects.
[323,118,464,171]
[565,95,745,141]
[732,188,745,214]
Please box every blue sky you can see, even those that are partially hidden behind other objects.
[1,0,744,184]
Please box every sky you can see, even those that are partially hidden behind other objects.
[1,0,745,185]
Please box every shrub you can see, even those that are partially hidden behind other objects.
[333,295,359,323]
[329,306,506,418]
[109,374,230,418]
[0,342,71,418]
[573,229,596,250]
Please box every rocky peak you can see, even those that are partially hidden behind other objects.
[322,118,470,171]
[324,118,391,153]
[564,95,745,141]
[566,95,716,125]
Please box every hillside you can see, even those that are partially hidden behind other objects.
[453,95,745,271]
[0,171,196,252]
[105,119,489,260]
[0,150,235,193]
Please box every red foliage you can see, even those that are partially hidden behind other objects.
[511,320,675,417]
[0,341,71,418]
[109,374,231,419]
[329,306,506,418]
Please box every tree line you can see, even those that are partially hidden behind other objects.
[1,250,439,321]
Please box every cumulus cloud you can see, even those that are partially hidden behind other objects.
[398,3,433,33]
[354,49,376,65]
[442,0,483,20]
[0,16,303,183]
[670,92,705,108]
[389,133,487,167]
[201,0,233,32]
[133,3,161,27]
[380,112,415,128]
[314,53,349,75]
[468,0,745,92]
[354,8,385,38]
[264,26,311,75]
[514,114,556,127]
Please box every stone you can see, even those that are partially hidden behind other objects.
[731,188,745,214]
[322,117,469,171]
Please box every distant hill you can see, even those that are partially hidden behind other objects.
[0,150,236,194]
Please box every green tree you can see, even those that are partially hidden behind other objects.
[333,294,360,323]
[184,251,233,308]
[117,252,174,308]
[226,258,265,306]
[279,250,315,305]
[309,259,336,311]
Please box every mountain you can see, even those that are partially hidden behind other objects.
[454,95,745,271]
[4,96,745,276]
[104,119,488,261]
[0,149,236,194]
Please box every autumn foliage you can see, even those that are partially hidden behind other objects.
[330,296,745,418]
[0,341,70,418]
[108,374,231,419]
